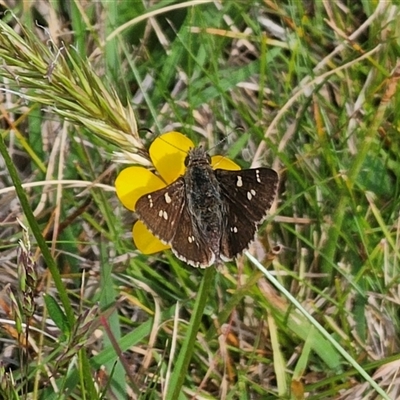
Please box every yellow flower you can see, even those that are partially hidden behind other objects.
[115,131,240,255]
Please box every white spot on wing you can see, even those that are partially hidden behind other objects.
[256,169,261,183]
[148,194,153,208]
[164,192,172,203]
[158,209,168,219]
[247,189,257,200]
[236,176,243,187]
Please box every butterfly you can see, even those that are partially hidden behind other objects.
[135,146,278,268]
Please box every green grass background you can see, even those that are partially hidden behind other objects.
[0,1,399,399]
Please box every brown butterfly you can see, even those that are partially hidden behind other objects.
[135,147,278,267]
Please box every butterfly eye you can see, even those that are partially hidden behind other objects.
[184,155,190,167]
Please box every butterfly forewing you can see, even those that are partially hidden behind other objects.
[135,177,215,267]
[215,168,279,260]
[135,179,186,244]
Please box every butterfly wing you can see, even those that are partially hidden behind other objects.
[215,167,279,260]
[135,178,215,267]
[170,206,215,268]
[135,178,186,244]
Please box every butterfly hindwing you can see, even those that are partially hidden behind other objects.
[170,206,215,268]
[215,167,279,259]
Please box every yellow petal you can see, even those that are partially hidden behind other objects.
[115,166,165,211]
[211,155,241,171]
[149,131,194,184]
[133,221,170,254]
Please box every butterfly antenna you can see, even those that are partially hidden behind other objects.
[138,127,154,137]
[208,126,246,168]
[209,126,245,152]
[158,133,194,155]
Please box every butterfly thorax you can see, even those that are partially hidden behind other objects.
[184,148,225,258]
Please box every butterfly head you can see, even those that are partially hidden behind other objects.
[184,146,211,167]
